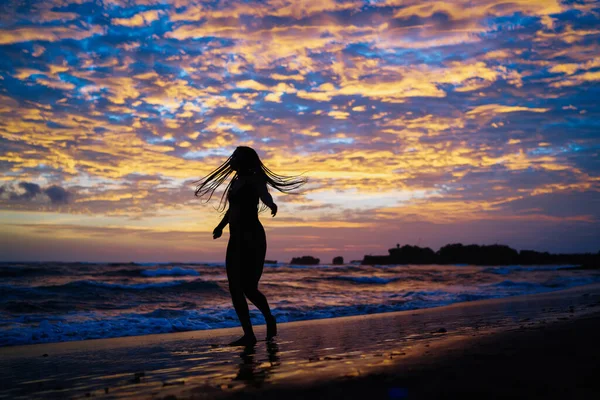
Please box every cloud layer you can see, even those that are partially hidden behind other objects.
[1,0,599,261]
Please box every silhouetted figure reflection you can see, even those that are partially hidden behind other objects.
[235,345,261,383]
[266,340,280,366]
[195,146,306,346]
[234,341,281,387]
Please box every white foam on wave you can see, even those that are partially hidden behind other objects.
[0,307,250,346]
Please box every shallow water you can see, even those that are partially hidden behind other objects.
[0,261,599,346]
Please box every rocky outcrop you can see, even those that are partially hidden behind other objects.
[332,256,344,265]
[290,256,320,265]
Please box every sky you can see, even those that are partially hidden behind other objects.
[0,0,599,263]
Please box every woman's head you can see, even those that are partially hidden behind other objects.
[230,146,261,173]
[194,146,307,211]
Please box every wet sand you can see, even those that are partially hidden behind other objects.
[1,284,600,399]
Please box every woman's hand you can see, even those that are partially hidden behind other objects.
[213,227,223,239]
[270,203,278,217]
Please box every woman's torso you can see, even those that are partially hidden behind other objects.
[228,177,261,231]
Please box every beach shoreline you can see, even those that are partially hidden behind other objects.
[2,284,600,399]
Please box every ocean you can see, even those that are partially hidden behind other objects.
[1,261,599,346]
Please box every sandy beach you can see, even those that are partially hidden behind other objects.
[1,284,600,399]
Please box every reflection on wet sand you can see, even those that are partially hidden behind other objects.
[234,341,280,387]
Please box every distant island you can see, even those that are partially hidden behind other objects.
[332,256,344,265]
[361,243,600,266]
[290,256,320,265]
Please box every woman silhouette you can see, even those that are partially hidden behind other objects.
[195,146,306,346]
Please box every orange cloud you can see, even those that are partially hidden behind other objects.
[112,10,163,27]
[0,24,105,45]
[466,104,550,117]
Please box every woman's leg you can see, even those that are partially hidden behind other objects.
[244,286,277,339]
[242,225,277,339]
[244,286,271,317]
[226,235,256,344]
[242,224,270,315]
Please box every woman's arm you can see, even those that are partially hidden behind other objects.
[256,178,278,217]
[213,209,230,239]
[216,209,230,230]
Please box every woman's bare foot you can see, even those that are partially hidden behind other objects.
[228,335,257,346]
[266,315,277,340]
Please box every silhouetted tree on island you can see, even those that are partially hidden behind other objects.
[388,244,437,264]
[436,244,518,265]
[362,243,600,266]
[290,256,320,265]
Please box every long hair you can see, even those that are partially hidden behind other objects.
[194,146,307,212]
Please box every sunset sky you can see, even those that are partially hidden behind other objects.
[1,0,599,263]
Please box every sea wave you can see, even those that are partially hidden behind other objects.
[327,276,400,284]
[490,276,594,291]
[0,308,242,346]
[0,289,503,346]
[482,265,577,275]
[490,280,542,289]
[0,265,62,278]
[1,276,598,347]
[2,300,73,314]
[141,267,200,277]
[2,261,600,347]
[1,279,223,293]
